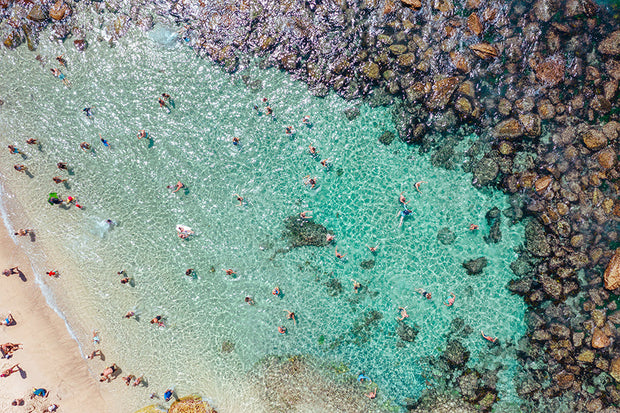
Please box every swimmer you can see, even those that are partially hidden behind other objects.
[415,180,428,192]
[57,162,68,170]
[300,211,312,219]
[415,288,432,300]
[99,134,110,147]
[253,104,260,114]
[51,68,70,86]
[124,311,135,319]
[335,246,346,259]
[262,97,269,103]
[399,191,409,206]
[80,142,91,151]
[164,388,174,402]
[7,145,21,155]
[320,159,331,168]
[171,181,184,193]
[150,315,165,327]
[357,373,371,383]
[266,106,273,116]
[285,126,295,135]
[278,326,287,334]
[326,233,335,243]
[284,310,297,325]
[137,130,147,139]
[352,279,361,293]
[26,138,38,145]
[245,296,254,305]
[272,286,281,296]
[122,374,135,386]
[303,175,317,189]
[232,136,240,146]
[120,277,130,284]
[185,268,194,276]
[308,145,318,155]
[56,54,66,66]
[469,224,479,231]
[367,244,379,253]
[83,107,94,117]
[397,306,409,321]
[162,93,171,101]
[481,330,497,343]
[397,208,412,228]
[233,193,243,206]
[366,387,377,399]
[52,176,67,184]
[105,219,115,227]
[13,164,27,172]
[444,293,456,307]
[302,115,311,124]
[224,268,236,276]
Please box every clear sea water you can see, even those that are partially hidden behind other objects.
[0,20,526,413]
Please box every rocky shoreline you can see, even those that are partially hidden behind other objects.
[2,0,620,411]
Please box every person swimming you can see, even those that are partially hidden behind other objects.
[83,107,94,117]
[358,373,371,383]
[398,208,412,228]
[99,134,109,147]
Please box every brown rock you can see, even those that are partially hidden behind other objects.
[362,62,380,80]
[401,0,422,8]
[591,328,610,348]
[577,349,595,363]
[396,53,415,67]
[494,118,523,139]
[606,59,620,81]
[27,5,48,21]
[450,52,471,73]
[49,0,70,21]
[498,141,514,155]
[469,43,498,59]
[604,248,620,290]
[498,98,512,116]
[611,358,620,382]
[535,56,565,87]
[519,113,541,137]
[598,148,616,170]
[538,100,556,119]
[599,30,620,55]
[467,13,483,35]
[535,176,553,192]
[603,121,620,140]
[554,371,574,389]
[426,77,460,111]
[454,97,472,116]
[73,39,87,52]
[582,129,607,150]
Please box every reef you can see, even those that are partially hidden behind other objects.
[2,0,620,410]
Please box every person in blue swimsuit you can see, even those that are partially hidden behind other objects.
[164,388,174,402]
[358,373,371,383]
[398,208,412,228]
[99,134,109,147]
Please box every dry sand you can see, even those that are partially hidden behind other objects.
[0,221,119,413]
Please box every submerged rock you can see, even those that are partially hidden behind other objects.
[604,248,620,290]
[360,259,375,269]
[343,107,360,121]
[378,131,395,145]
[462,257,488,275]
[74,39,87,52]
[397,321,419,342]
[437,227,456,245]
[282,216,331,248]
[473,158,499,186]
[443,339,470,368]
[525,220,550,257]
[599,30,620,55]
[484,207,501,244]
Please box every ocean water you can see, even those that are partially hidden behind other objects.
[0,22,526,412]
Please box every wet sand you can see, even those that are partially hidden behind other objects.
[0,221,116,412]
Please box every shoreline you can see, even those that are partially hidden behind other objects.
[0,217,114,412]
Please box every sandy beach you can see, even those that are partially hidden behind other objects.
[0,221,115,413]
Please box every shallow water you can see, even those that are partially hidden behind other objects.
[0,22,526,412]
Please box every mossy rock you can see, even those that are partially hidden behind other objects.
[169,396,217,413]
[379,131,396,145]
[221,340,235,353]
[282,215,331,248]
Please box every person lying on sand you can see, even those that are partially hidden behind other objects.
[99,364,118,382]
[1,313,15,326]
[0,364,20,377]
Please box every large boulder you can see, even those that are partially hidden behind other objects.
[525,220,550,257]
[610,357,620,382]
[493,118,524,139]
[49,0,70,20]
[604,248,620,290]
[599,30,620,55]
[463,257,488,275]
[27,5,48,21]
[282,216,331,248]
[426,77,460,111]
[473,158,499,186]
[591,328,610,349]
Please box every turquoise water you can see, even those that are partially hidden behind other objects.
[0,23,526,412]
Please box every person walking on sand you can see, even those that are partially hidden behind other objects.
[444,293,456,307]
[52,176,67,184]
[26,138,38,145]
[0,364,20,378]
[57,162,68,170]
[284,310,297,325]
[13,164,27,173]
[397,306,409,321]
[46,270,58,277]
